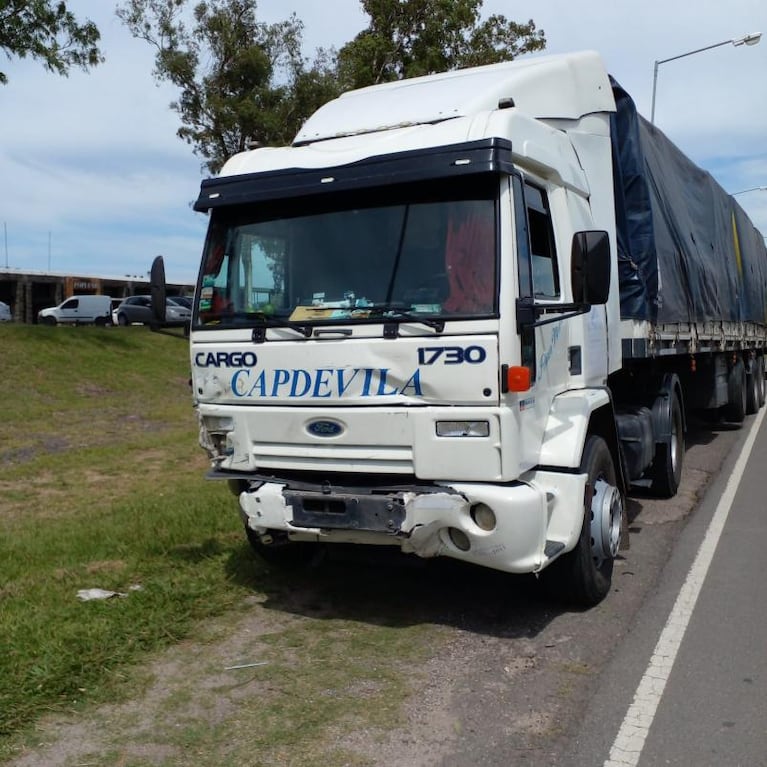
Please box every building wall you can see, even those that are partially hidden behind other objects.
[0,270,193,323]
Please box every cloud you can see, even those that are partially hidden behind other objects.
[0,0,764,284]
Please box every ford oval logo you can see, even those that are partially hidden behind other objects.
[307,420,344,437]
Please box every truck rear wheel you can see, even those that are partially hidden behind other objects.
[650,389,685,497]
[746,359,760,415]
[757,357,766,408]
[542,435,622,607]
[724,359,747,423]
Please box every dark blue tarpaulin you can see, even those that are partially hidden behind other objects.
[610,78,767,324]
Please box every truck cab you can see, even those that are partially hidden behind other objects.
[180,52,633,605]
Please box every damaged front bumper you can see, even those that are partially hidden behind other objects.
[233,470,588,575]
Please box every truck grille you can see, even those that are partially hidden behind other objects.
[252,442,414,474]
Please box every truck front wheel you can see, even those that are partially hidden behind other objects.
[543,435,622,607]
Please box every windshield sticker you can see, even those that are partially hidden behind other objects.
[289,306,372,321]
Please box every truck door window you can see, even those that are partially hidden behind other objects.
[524,184,560,298]
[512,175,536,379]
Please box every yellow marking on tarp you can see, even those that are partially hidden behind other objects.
[732,211,743,280]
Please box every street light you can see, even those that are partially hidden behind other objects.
[650,33,761,124]
[732,186,767,196]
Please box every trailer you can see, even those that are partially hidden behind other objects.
[155,51,767,606]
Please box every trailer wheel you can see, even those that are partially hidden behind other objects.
[244,526,321,568]
[650,390,685,497]
[542,435,622,607]
[724,359,747,423]
[746,359,760,415]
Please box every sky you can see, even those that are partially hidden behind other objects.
[1,0,765,285]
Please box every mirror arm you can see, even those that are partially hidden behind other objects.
[516,298,591,331]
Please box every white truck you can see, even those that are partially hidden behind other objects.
[154,51,767,605]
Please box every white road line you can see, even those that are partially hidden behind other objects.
[604,405,767,767]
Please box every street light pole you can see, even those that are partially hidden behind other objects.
[650,32,761,124]
[732,186,767,196]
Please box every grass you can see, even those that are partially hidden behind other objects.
[0,324,445,765]
[0,325,252,739]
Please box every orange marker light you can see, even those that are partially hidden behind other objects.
[506,366,532,392]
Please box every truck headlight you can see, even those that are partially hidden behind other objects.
[435,421,490,437]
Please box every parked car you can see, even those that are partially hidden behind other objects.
[38,295,112,326]
[169,295,192,309]
[0,301,12,322]
[113,295,191,327]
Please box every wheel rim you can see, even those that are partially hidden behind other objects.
[589,478,623,565]
[670,416,679,474]
[670,397,684,481]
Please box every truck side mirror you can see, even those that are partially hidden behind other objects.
[150,255,167,328]
[571,230,610,306]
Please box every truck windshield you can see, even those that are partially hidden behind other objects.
[195,175,498,328]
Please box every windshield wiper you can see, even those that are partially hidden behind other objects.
[370,305,445,333]
[249,313,313,341]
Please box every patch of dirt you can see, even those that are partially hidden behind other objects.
[6,596,291,767]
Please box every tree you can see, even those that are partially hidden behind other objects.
[0,0,103,85]
[117,0,338,175]
[118,0,546,175]
[337,0,546,89]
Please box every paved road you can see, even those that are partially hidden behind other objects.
[567,408,767,766]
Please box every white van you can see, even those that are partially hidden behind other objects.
[38,295,113,326]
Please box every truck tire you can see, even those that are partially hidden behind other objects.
[758,357,766,408]
[724,359,747,423]
[542,435,622,607]
[650,389,685,497]
[746,359,760,415]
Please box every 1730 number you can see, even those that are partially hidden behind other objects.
[417,346,487,365]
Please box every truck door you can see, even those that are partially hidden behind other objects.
[510,175,570,469]
[59,298,80,324]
